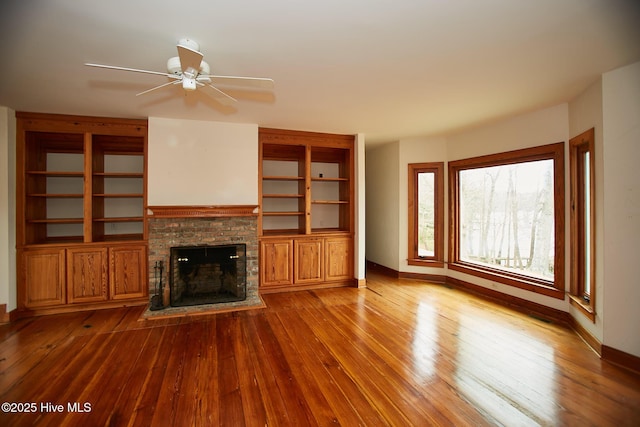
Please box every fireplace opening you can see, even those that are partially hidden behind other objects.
[170,244,247,307]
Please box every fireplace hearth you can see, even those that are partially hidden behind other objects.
[170,244,247,307]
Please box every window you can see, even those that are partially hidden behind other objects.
[569,128,595,321]
[408,162,444,267]
[448,143,565,298]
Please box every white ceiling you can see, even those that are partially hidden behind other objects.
[1,0,639,145]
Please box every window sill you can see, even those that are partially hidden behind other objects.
[449,262,564,299]
[407,258,444,268]
[569,294,596,322]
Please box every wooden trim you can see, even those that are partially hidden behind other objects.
[448,142,566,295]
[399,271,447,284]
[0,304,9,324]
[569,128,596,317]
[259,280,355,294]
[568,314,601,355]
[365,261,447,285]
[448,262,565,299]
[259,127,354,147]
[366,260,572,326]
[569,294,596,322]
[16,112,147,135]
[147,205,258,218]
[366,260,400,278]
[407,162,445,266]
[445,276,572,327]
[601,345,640,374]
[11,297,149,320]
[407,259,445,268]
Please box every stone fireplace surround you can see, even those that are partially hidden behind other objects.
[145,205,263,317]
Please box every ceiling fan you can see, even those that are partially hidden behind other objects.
[85,38,274,104]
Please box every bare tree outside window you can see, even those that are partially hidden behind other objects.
[408,162,444,266]
[417,171,435,257]
[459,160,555,280]
[449,143,564,297]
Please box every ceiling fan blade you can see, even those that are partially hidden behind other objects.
[85,63,176,78]
[205,84,237,105]
[136,80,182,96]
[207,75,274,89]
[177,45,204,73]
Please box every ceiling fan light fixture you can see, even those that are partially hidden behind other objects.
[167,56,182,75]
[85,38,273,103]
[182,77,197,91]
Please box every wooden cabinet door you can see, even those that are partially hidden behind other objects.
[294,238,324,284]
[21,248,66,308]
[325,237,352,281]
[261,239,294,287]
[67,247,108,304]
[109,245,147,300]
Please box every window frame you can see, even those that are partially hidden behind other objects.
[448,143,565,299]
[408,162,444,267]
[569,128,596,321]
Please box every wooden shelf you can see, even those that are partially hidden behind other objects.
[311,177,348,181]
[93,217,144,222]
[27,193,84,198]
[93,172,144,178]
[27,218,84,224]
[27,171,84,177]
[93,193,143,198]
[263,176,304,181]
[262,211,305,216]
[263,194,304,198]
[18,112,147,245]
[258,128,354,292]
[16,112,149,314]
[312,200,349,204]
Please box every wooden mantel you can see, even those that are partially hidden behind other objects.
[147,205,259,218]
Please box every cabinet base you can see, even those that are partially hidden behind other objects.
[12,297,149,320]
[259,279,356,294]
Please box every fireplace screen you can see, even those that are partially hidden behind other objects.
[170,244,247,307]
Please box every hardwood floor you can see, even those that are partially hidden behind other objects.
[1,272,639,426]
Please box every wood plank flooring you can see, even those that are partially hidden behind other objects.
[1,272,639,426]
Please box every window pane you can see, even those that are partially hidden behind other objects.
[459,159,555,280]
[583,151,591,296]
[417,172,435,257]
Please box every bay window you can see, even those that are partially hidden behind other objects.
[448,143,565,298]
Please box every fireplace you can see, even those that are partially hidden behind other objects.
[170,244,246,307]
[146,205,262,314]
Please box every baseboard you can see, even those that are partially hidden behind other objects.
[568,315,602,356]
[445,276,572,327]
[366,261,400,278]
[365,260,446,284]
[366,260,570,326]
[0,304,9,324]
[602,345,640,374]
[399,271,447,284]
[10,298,149,320]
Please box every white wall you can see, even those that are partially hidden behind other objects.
[148,117,259,206]
[602,61,640,357]
[365,141,400,270]
[568,78,604,343]
[0,106,16,311]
